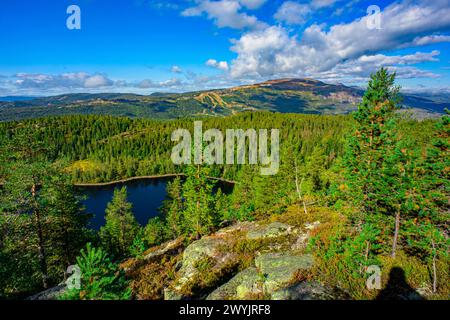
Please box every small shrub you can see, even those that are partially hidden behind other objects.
[60,243,131,300]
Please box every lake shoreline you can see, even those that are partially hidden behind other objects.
[74,174,236,187]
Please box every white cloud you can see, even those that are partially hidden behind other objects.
[171,65,183,73]
[274,1,310,25]
[412,35,450,46]
[181,0,267,29]
[13,72,114,90]
[206,59,230,71]
[358,51,440,66]
[137,78,183,89]
[84,75,113,88]
[314,51,441,83]
[227,0,450,81]
[311,0,341,9]
[239,0,267,10]
[181,6,203,17]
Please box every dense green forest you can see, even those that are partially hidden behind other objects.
[0,69,448,300]
[0,111,353,184]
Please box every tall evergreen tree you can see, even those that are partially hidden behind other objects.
[162,177,184,239]
[343,67,401,217]
[0,130,90,297]
[100,187,139,259]
[182,165,217,239]
[339,68,407,260]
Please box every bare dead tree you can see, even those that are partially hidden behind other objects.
[294,159,308,215]
[432,240,437,294]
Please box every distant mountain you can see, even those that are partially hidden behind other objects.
[0,96,38,102]
[0,79,447,121]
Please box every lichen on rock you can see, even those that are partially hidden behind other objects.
[207,267,263,300]
[246,222,292,240]
[255,253,314,293]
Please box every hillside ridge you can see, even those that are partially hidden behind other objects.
[0,78,447,121]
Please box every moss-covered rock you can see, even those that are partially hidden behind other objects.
[27,285,66,300]
[255,253,314,293]
[247,222,292,240]
[176,237,225,287]
[164,288,184,300]
[207,267,263,300]
[172,234,241,298]
[208,253,315,299]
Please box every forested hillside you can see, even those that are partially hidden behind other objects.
[0,112,354,184]
[0,79,447,122]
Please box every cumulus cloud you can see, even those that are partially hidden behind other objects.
[206,59,230,71]
[4,71,237,95]
[13,72,114,90]
[226,0,450,81]
[84,75,114,88]
[181,0,267,29]
[314,52,441,83]
[274,1,310,25]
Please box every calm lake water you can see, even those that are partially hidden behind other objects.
[79,177,233,230]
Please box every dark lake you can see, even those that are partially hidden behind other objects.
[78,177,234,230]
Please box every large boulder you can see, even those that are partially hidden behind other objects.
[27,285,66,300]
[171,235,239,296]
[271,281,350,300]
[255,253,314,293]
[176,237,227,287]
[208,253,316,300]
[163,220,321,300]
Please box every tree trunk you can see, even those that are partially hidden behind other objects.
[294,159,307,215]
[63,222,71,271]
[432,240,437,294]
[120,210,126,257]
[32,183,49,289]
[391,209,400,258]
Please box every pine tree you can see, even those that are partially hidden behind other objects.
[162,177,184,239]
[61,243,131,300]
[182,165,217,239]
[0,130,90,296]
[144,217,166,246]
[402,111,449,290]
[340,68,405,259]
[231,165,257,211]
[100,187,139,259]
[44,171,92,268]
[343,67,401,217]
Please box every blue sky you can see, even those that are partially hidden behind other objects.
[0,0,449,96]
